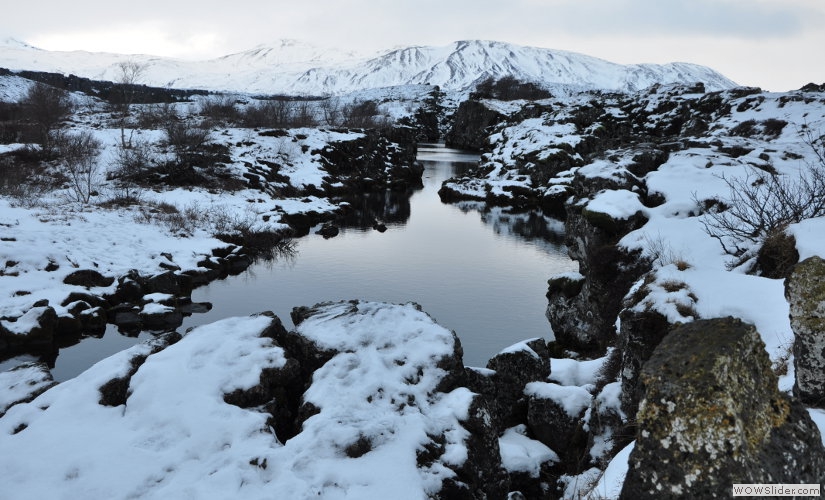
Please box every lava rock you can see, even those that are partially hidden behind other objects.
[315,222,339,238]
[62,269,115,288]
[621,318,825,499]
[785,256,825,407]
[479,338,551,432]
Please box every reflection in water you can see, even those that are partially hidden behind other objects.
[182,145,577,368]
[335,188,414,230]
[454,202,568,251]
[38,144,577,379]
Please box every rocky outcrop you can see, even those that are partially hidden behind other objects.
[445,99,506,151]
[546,208,650,354]
[621,318,825,498]
[468,338,552,433]
[315,128,422,194]
[435,82,825,497]
[285,301,510,498]
[786,255,825,407]
[0,245,255,357]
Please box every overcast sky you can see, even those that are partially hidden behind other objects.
[4,0,824,91]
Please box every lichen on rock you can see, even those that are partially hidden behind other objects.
[785,255,825,407]
[621,318,825,499]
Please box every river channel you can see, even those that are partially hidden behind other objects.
[43,144,576,379]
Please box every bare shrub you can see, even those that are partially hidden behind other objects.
[200,96,241,125]
[19,83,72,151]
[290,101,317,128]
[112,61,148,148]
[341,100,386,128]
[643,233,690,269]
[135,103,174,129]
[58,131,103,204]
[163,115,212,163]
[319,97,342,126]
[241,99,293,128]
[697,131,825,262]
[0,101,38,144]
[0,149,53,207]
[109,138,157,202]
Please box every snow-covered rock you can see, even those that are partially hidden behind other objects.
[0,301,514,499]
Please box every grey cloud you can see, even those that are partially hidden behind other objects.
[521,0,815,38]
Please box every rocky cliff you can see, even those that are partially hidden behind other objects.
[437,81,825,496]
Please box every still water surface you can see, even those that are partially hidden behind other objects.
[45,144,576,379]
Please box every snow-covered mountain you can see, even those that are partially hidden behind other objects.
[0,38,737,95]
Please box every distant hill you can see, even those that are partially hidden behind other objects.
[0,38,737,95]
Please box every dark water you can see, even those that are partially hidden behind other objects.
[6,144,575,380]
[178,144,576,368]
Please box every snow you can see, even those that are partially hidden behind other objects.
[498,338,542,359]
[550,354,607,387]
[583,441,635,499]
[0,306,51,335]
[0,302,480,499]
[0,316,284,499]
[524,381,592,418]
[142,293,173,303]
[789,217,825,261]
[0,101,385,326]
[498,424,559,477]
[586,189,647,220]
[680,268,792,360]
[0,363,54,415]
[139,302,174,315]
[0,196,226,321]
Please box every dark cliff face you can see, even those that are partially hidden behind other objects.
[444,99,506,151]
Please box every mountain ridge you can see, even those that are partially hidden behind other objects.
[0,38,737,95]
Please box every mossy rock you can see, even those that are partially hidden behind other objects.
[621,317,825,498]
[547,274,584,299]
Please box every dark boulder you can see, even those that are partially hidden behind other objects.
[139,306,183,331]
[473,338,551,432]
[62,269,115,288]
[547,207,651,353]
[140,271,183,295]
[314,222,339,238]
[785,256,825,407]
[525,383,591,471]
[0,306,58,351]
[621,318,825,499]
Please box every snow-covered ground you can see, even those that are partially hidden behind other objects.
[0,302,486,499]
[0,81,427,331]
